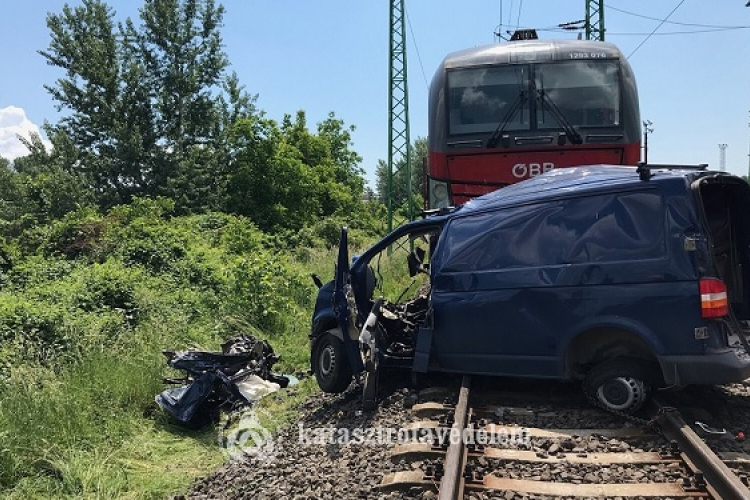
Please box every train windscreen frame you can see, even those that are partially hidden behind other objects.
[448,65,529,135]
[535,60,620,129]
[446,59,622,137]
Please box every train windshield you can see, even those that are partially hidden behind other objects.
[447,60,621,137]
[448,66,529,135]
[535,61,620,128]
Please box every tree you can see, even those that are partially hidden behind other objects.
[133,0,239,211]
[40,0,254,212]
[316,113,365,198]
[375,137,427,208]
[1,134,93,227]
[226,111,365,233]
[0,157,24,225]
[41,0,120,154]
[279,111,364,217]
[227,116,319,232]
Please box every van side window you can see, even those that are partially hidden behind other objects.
[442,191,665,271]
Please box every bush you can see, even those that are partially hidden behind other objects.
[0,201,332,497]
[0,296,71,369]
[226,251,309,335]
[218,216,264,255]
[42,208,109,261]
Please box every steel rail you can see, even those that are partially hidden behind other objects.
[651,399,750,500]
[437,375,471,500]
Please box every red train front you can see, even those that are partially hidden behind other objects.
[426,37,641,208]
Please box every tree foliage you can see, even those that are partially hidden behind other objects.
[0,134,93,232]
[39,0,254,211]
[3,0,375,244]
[375,137,427,211]
[226,111,365,233]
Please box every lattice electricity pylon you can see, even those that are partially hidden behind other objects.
[585,0,605,41]
[387,0,412,232]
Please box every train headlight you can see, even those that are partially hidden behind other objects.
[430,179,450,209]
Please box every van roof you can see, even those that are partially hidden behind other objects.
[457,165,717,215]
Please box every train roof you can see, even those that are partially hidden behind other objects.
[441,40,625,69]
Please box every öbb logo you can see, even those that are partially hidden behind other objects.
[512,162,555,178]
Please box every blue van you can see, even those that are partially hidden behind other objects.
[310,165,750,412]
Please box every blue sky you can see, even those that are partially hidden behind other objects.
[1,1,749,185]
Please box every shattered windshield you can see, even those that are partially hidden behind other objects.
[535,60,620,128]
[372,232,435,304]
[448,65,529,135]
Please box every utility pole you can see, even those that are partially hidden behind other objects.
[387,0,412,232]
[719,143,727,172]
[585,0,605,41]
[642,120,653,163]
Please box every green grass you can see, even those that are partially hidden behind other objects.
[0,203,380,499]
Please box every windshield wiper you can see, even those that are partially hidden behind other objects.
[535,85,583,145]
[486,90,527,148]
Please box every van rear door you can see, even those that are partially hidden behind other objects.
[695,176,750,321]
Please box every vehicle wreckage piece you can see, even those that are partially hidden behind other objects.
[155,335,288,428]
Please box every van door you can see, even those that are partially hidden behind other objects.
[430,190,668,378]
[696,176,750,322]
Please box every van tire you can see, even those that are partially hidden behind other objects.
[313,333,353,393]
[584,358,656,414]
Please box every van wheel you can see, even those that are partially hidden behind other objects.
[313,333,352,393]
[584,358,655,414]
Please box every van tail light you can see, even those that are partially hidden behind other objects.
[700,278,729,318]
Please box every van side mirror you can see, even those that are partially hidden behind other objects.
[407,247,427,277]
[407,252,420,277]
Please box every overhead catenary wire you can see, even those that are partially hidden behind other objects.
[610,27,750,35]
[404,6,429,89]
[499,0,503,40]
[608,4,750,29]
[627,0,687,59]
[550,27,749,35]
[495,23,749,36]
[491,3,747,45]
[508,0,515,32]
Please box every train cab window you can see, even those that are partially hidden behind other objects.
[448,66,530,135]
[535,61,620,129]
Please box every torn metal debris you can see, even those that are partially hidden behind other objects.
[156,335,289,428]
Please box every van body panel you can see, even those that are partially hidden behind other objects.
[660,350,750,385]
[430,285,585,376]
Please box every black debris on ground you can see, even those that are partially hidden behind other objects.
[156,335,289,429]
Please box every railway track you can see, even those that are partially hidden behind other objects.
[379,376,750,500]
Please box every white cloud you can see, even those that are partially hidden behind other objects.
[0,106,52,162]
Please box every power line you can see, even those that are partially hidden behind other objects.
[609,27,750,35]
[516,0,524,29]
[497,23,749,36]
[404,6,429,89]
[549,27,748,35]
[627,0,687,59]
[498,0,503,41]
[608,4,750,29]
